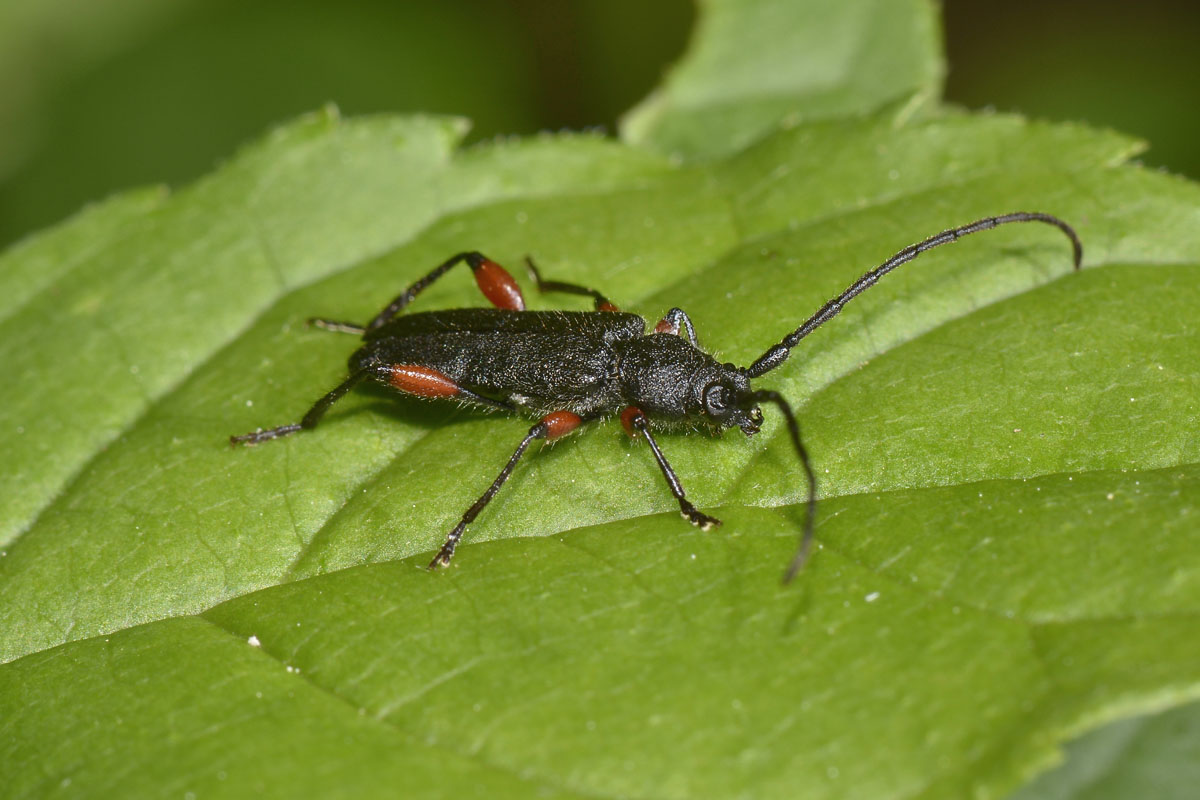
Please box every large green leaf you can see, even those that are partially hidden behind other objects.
[3,2,1198,799]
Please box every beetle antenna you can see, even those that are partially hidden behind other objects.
[746,390,817,583]
[745,212,1083,378]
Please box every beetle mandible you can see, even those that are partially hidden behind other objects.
[231,212,1082,581]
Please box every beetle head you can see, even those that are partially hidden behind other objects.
[700,376,762,435]
[618,334,757,431]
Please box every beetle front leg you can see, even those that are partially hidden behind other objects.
[621,406,721,530]
[653,308,699,346]
[429,410,584,569]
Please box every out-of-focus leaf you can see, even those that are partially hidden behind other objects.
[621,0,943,159]
[1009,701,1200,800]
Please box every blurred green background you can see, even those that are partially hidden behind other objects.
[1,0,1197,250]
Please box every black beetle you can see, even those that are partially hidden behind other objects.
[232,212,1081,580]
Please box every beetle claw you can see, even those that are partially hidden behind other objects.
[681,507,722,530]
[428,544,456,570]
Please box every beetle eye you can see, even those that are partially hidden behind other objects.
[703,382,730,416]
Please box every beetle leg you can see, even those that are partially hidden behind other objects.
[368,252,525,330]
[230,368,373,445]
[653,308,699,346]
[429,411,583,569]
[525,256,620,312]
[385,363,513,411]
[231,361,516,447]
[307,318,367,335]
[621,406,721,530]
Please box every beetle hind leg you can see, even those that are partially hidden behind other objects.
[384,363,514,411]
[369,252,526,330]
[230,368,373,445]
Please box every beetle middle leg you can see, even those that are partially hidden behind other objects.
[429,410,584,568]
[621,406,721,530]
[525,256,620,312]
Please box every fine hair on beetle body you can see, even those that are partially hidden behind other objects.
[231,213,1083,582]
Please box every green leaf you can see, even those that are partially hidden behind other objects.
[621,0,944,159]
[1009,701,1200,800]
[3,2,1199,799]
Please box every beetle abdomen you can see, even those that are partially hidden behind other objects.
[353,310,641,415]
[365,308,644,342]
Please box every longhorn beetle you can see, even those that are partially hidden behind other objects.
[231,212,1082,581]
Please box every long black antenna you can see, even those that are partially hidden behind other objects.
[745,212,1082,378]
[746,390,818,583]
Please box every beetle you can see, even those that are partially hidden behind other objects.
[231,212,1082,581]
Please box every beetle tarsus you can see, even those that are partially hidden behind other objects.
[679,501,722,530]
[427,532,462,570]
[309,318,366,335]
[230,424,302,446]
